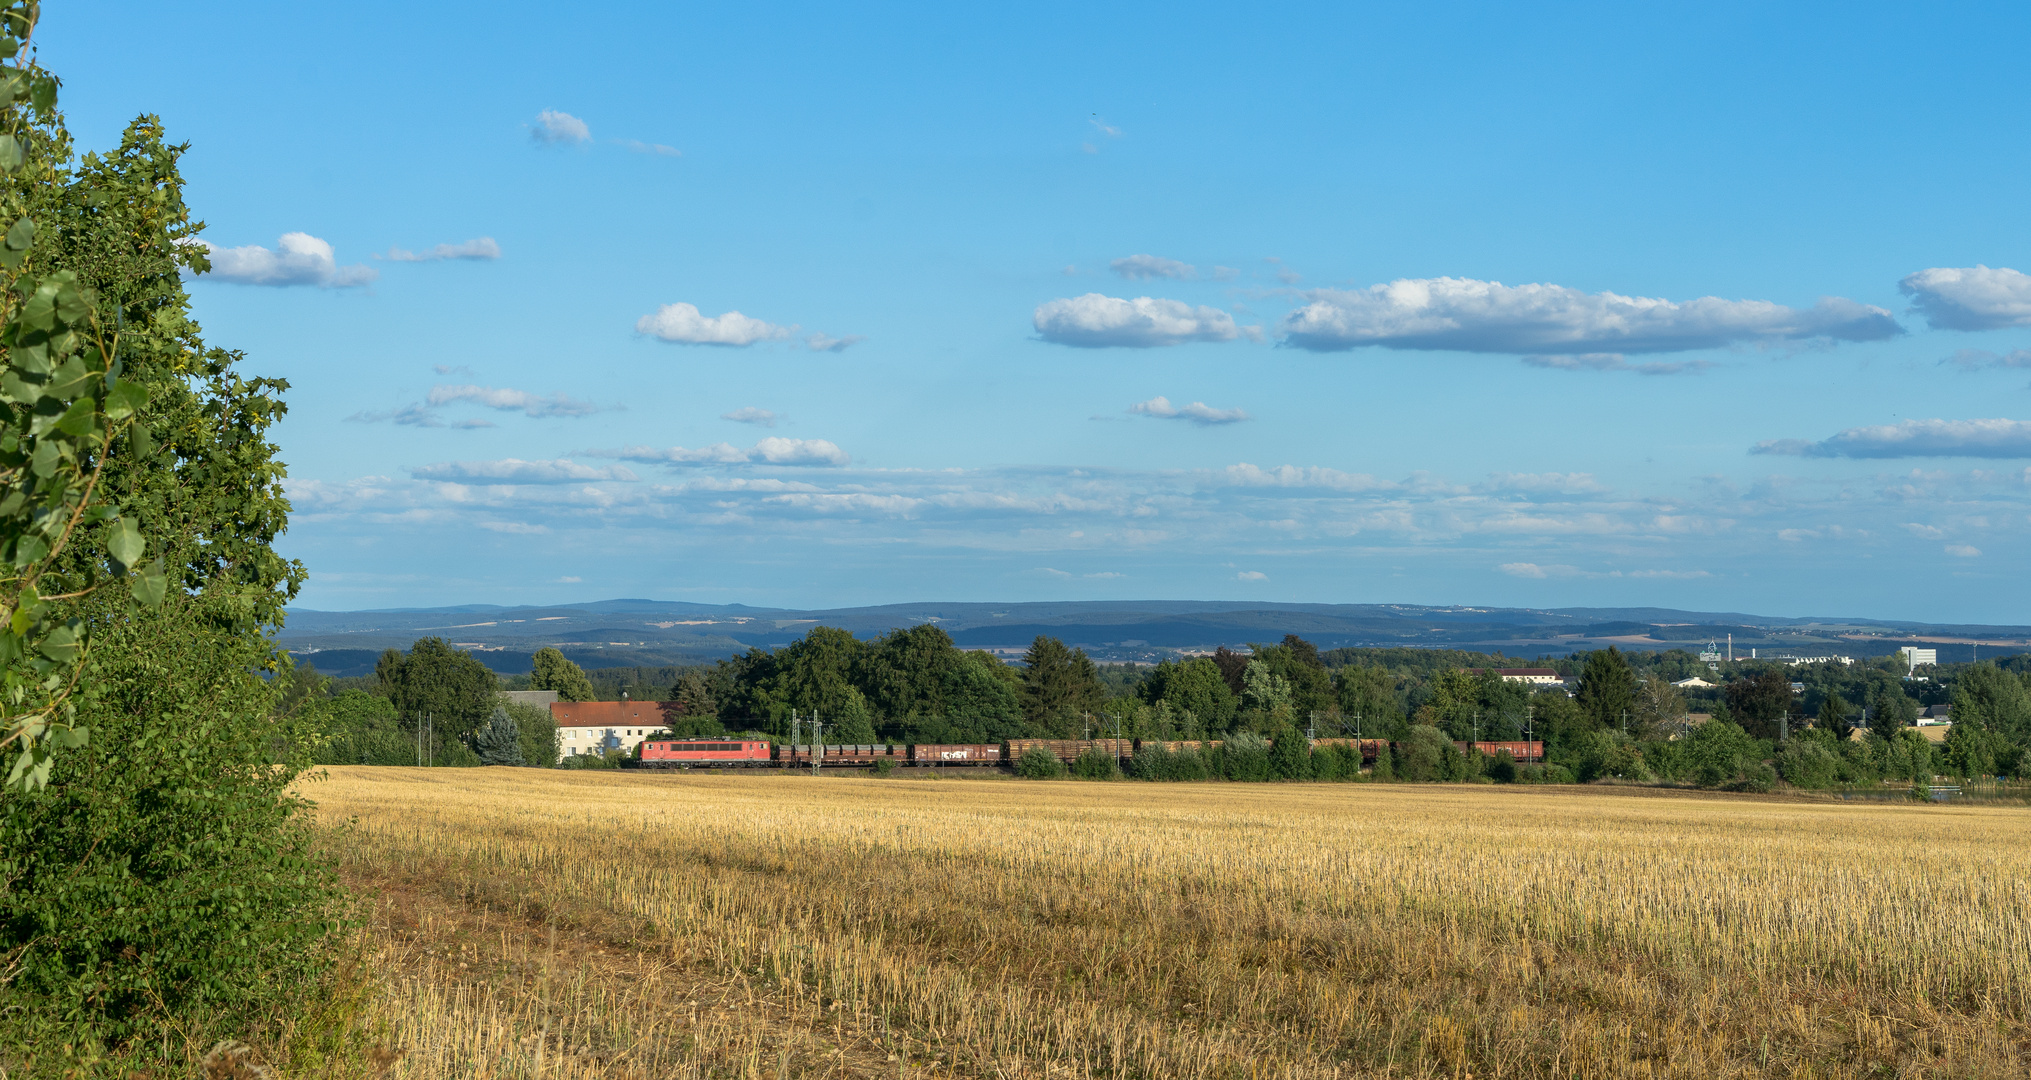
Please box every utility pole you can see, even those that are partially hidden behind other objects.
[813,718,824,769]
[415,713,421,768]
[1307,711,1317,741]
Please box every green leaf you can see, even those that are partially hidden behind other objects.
[129,424,154,457]
[4,216,32,251]
[29,75,54,113]
[11,532,45,566]
[46,358,91,398]
[38,623,80,663]
[53,397,95,437]
[0,133,21,173]
[131,559,168,609]
[54,284,89,325]
[27,439,56,477]
[20,285,55,331]
[109,517,143,566]
[105,380,148,421]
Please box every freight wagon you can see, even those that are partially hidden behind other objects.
[1005,738,1135,764]
[908,743,1003,765]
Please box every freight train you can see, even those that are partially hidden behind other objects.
[631,736,1543,769]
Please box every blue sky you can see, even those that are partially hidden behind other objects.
[42,1,2031,620]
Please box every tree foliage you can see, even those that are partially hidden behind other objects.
[529,646,596,702]
[378,637,498,738]
[1575,647,1637,733]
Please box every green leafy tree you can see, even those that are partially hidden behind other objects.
[379,637,499,739]
[475,707,526,766]
[1397,725,1455,782]
[1267,724,1311,779]
[1,26,340,1053]
[1144,656,1236,731]
[1240,659,1293,716]
[671,670,718,716]
[1334,664,1403,737]
[1020,635,1106,733]
[530,646,596,702]
[1951,663,2031,747]
[502,699,559,767]
[1942,720,1994,780]
[1815,692,1855,742]
[1867,685,1916,745]
[1633,676,1689,739]
[1574,647,1637,733]
[771,625,872,725]
[1725,670,1795,742]
[1687,719,1757,788]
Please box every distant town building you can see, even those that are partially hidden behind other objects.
[1464,667,1563,686]
[1898,647,1938,674]
[1916,704,1951,726]
[550,700,672,757]
[1672,676,1716,689]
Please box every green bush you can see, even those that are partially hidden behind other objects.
[1267,728,1312,780]
[1777,729,1842,789]
[1222,731,1271,781]
[1487,749,1518,783]
[1396,725,1455,781]
[1689,719,1758,788]
[475,707,526,766]
[1070,746,1123,779]
[0,600,343,1051]
[872,758,897,777]
[1016,747,1067,778]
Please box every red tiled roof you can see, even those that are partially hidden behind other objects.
[549,700,679,728]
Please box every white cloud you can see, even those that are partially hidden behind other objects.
[1522,353,1714,376]
[1499,562,1552,578]
[1753,419,2031,459]
[555,575,584,583]
[1484,472,1609,495]
[1941,347,2031,371]
[619,139,681,156]
[637,302,796,346]
[1111,255,1196,281]
[478,521,549,534]
[381,237,501,262]
[1089,116,1122,138]
[411,458,637,485]
[806,333,865,353]
[1128,395,1250,425]
[1899,266,2031,331]
[427,384,599,418]
[1278,276,1900,356]
[1235,570,1268,581]
[193,233,377,288]
[591,437,850,467]
[532,109,592,145]
[1219,464,1388,491]
[722,407,778,428]
[1033,294,1257,348]
[1945,543,1982,557]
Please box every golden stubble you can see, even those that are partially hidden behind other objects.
[310,767,2031,1079]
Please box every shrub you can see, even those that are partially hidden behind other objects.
[1777,731,1841,789]
[1016,747,1067,779]
[1070,747,1122,780]
[1487,749,1518,783]
[1267,728,1312,780]
[1689,719,1758,788]
[1222,732,1271,782]
[872,758,897,777]
[1397,726,1454,781]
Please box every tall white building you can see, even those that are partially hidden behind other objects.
[1898,646,1937,674]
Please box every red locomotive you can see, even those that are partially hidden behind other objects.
[637,738,774,768]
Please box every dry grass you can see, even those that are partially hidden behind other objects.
[307,767,2031,1079]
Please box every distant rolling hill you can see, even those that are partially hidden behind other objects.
[277,599,2031,677]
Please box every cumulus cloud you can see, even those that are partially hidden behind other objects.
[1235,570,1268,582]
[722,407,778,428]
[1899,266,2031,331]
[1128,396,1250,425]
[381,237,501,262]
[193,233,377,288]
[532,109,592,145]
[1499,562,1552,578]
[1945,543,1982,557]
[411,458,636,485]
[637,302,797,346]
[1111,254,1196,281]
[806,333,864,353]
[1752,419,2031,459]
[1278,276,1900,356]
[589,437,850,467]
[1033,294,1256,348]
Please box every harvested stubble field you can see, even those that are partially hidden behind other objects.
[310,767,2031,1079]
